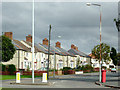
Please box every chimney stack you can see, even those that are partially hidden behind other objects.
[43,38,48,46]
[71,44,78,51]
[71,44,75,49]
[76,46,78,51]
[56,41,61,48]
[4,32,13,40]
[26,34,32,43]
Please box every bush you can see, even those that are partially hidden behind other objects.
[62,67,72,71]
[0,64,6,71]
[80,65,94,72]
[27,65,30,72]
[8,64,16,75]
[75,69,80,71]
[85,65,93,71]
[49,69,57,72]
[2,64,6,71]
[102,66,107,70]
[81,66,87,71]
[62,67,72,75]
[77,66,81,69]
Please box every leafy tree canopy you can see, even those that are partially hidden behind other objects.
[110,47,117,65]
[1,35,16,62]
[92,43,111,63]
[114,18,120,31]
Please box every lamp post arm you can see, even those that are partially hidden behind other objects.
[92,3,101,6]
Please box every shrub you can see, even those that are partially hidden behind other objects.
[75,69,80,71]
[77,66,81,69]
[27,65,30,72]
[80,65,94,72]
[2,64,6,71]
[102,66,107,70]
[62,67,72,75]
[49,69,57,72]
[62,67,71,70]
[8,64,16,75]
[81,66,87,71]
[85,65,93,71]
[0,64,6,71]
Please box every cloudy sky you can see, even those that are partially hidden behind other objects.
[2,1,119,54]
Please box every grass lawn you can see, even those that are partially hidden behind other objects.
[0,75,41,80]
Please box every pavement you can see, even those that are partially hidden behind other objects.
[94,71,120,89]
[1,72,119,89]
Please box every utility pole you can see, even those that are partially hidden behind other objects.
[47,25,51,80]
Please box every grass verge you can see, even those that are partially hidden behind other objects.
[0,75,41,80]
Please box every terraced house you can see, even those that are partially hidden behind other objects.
[2,32,80,71]
[68,44,91,67]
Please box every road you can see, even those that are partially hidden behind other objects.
[1,72,119,89]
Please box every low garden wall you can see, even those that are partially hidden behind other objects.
[0,70,63,76]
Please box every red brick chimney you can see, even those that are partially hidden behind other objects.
[71,44,75,49]
[71,44,78,51]
[76,46,78,51]
[26,34,32,43]
[43,38,48,46]
[56,41,61,48]
[4,32,13,40]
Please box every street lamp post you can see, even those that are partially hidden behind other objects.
[32,0,35,83]
[86,3,102,82]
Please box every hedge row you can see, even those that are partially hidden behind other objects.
[0,64,16,75]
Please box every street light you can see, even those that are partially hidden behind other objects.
[86,3,102,83]
[53,35,61,78]
[32,0,35,83]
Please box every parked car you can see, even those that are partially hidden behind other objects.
[111,68,116,73]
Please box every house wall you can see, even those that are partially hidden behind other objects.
[55,54,63,70]
[2,50,25,70]
[63,56,67,67]
[67,56,76,68]
[91,58,99,68]
[86,57,91,65]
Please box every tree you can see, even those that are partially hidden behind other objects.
[1,35,16,62]
[110,47,117,66]
[92,43,111,63]
[114,19,120,31]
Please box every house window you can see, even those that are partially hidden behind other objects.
[58,63,63,69]
[21,62,23,69]
[45,61,48,68]
[29,62,31,68]
[58,61,63,69]
[24,62,26,68]
[70,61,74,68]
[26,52,28,57]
